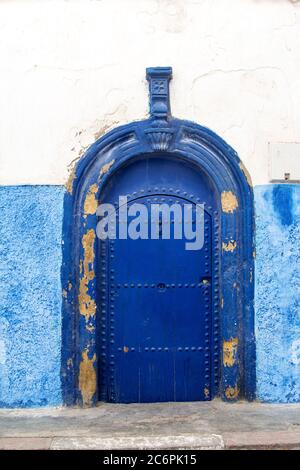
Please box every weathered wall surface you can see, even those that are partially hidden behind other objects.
[255,184,300,402]
[0,187,64,407]
[0,0,300,186]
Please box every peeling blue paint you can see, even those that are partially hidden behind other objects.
[0,186,64,407]
[255,184,300,403]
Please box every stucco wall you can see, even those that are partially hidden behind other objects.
[0,0,300,187]
[255,184,300,402]
[0,186,64,407]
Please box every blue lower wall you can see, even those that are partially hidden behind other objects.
[0,186,64,407]
[255,184,300,402]
[0,184,299,406]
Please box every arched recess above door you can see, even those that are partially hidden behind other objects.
[61,67,255,406]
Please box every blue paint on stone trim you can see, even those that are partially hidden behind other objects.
[0,186,64,407]
[255,184,300,403]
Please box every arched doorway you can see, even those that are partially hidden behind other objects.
[61,67,255,406]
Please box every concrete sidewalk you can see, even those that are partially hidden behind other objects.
[0,401,299,450]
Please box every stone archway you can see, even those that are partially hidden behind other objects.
[61,67,255,406]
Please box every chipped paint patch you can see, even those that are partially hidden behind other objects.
[65,157,80,194]
[221,191,238,213]
[225,385,239,400]
[204,387,209,398]
[83,183,98,217]
[123,346,129,353]
[253,250,256,259]
[223,338,238,367]
[250,268,253,283]
[99,159,115,180]
[222,240,237,252]
[86,324,95,333]
[78,229,96,322]
[239,162,253,187]
[79,349,96,406]
[94,121,119,141]
[62,289,67,299]
[221,297,224,309]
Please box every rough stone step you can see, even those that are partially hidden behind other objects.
[50,434,224,450]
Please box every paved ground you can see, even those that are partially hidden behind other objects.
[0,400,299,449]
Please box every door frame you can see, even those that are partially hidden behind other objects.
[61,68,255,406]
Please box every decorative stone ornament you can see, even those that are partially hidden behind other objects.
[146,67,172,118]
[145,67,174,151]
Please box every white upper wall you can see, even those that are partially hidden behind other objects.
[0,0,299,186]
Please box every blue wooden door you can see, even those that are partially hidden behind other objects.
[98,157,217,403]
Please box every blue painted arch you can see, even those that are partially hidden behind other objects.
[61,68,255,405]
